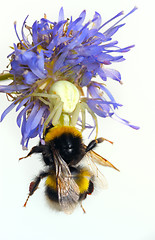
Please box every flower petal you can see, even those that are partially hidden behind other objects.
[23,71,38,84]
[0,84,29,93]
[58,7,64,22]
[103,68,121,82]
[92,12,102,29]
[97,68,107,80]
[30,105,46,131]
[0,102,17,122]
[28,50,47,79]
[112,112,140,130]
[16,97,30,112]
[16,102,33,127]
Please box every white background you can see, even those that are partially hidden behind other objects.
[0,0,155,239]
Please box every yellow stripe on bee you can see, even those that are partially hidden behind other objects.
[45,126,82,142]
[75,169,91,194]
[45,169,91,194]
[46,174,57,190]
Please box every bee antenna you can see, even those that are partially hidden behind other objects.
[23,194,30,207]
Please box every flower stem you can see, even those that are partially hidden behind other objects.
[0,73,14,81]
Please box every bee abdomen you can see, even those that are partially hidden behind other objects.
[45,186,58,203]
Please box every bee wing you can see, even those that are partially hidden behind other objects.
[54,150,80,214]
[88,150,120,171]
[84,153,108,189]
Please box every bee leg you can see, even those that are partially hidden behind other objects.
[24,171,49,207]
[19,145,45,160]
[86,137,113,153]
[80,202,86,214]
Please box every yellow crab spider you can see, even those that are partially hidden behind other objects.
[20,80,98,137]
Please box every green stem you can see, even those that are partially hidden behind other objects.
[0,73,14,81]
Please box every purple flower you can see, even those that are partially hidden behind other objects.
[0,7,139,148]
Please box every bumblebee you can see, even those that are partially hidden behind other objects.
[20,126,119,213]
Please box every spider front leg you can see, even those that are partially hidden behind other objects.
[71,102,88,132]
[24,171,49,207]
[71,102,81,127]
[43,97,63,132]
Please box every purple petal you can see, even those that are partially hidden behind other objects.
[21,15,31,47]
[67,17,84,36]
[118,45,135,53]
[92,82,118,105]
[30,106,46,130]
[112,112,140,130]
[77,10,86,29]
[28,50,47,79]
[103,41,118,48]
[23,70,38,84]
[32,21,38,45]
[25,102,39,135]
[21,114,27,146]
[80,71,92,87]
[95,53,115,63]
[0,101,17,121]
[52,20,67,36]
[97,68,107,80]
[27,125,40,139]
[14,22,27,50]
[20,50,36,65]
[92,12,102,29]
[16,97,30,111]
[104,24,125,39]
[53,51,68,72]
[103,68,121,82]
[58,7,64,22]
[0,84,29,93]
[98,11,124,30]
[16,102,33,127]
[87,99,110,117]
[113,7,138,28]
